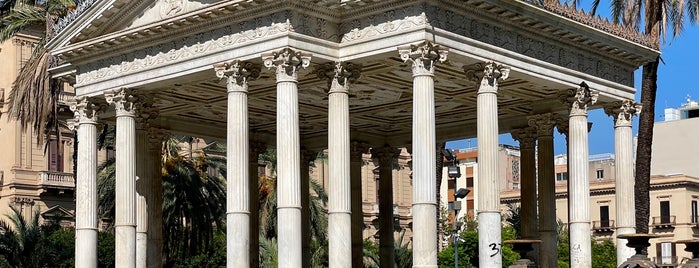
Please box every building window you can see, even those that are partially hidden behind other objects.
[656,242,676,265]
[556,172,568,181]
[596,169,604,179]
[47,139,63,172]
[466,177,474,188]
[692,200,698,224]
[660,201,671,224]
[600,205,610,227]
[511,159,520,181]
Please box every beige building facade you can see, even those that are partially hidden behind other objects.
[0,33,76,226]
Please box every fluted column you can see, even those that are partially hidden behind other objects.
[350,141,368,267]
[300,148,316,268]
[215,60,261,268]
[135,98,156,268]
[510,127,537,243]
[70,97,103,268]
[561,83,598,268]
[604,100,641,265]
[249,141,265,268]
[147,130,166,268]
[105,88,139,268]
[465,61,510,267]
[399,41,447,268]
[317,62,362,268]
[374,145,401,268]
[263,48,311,268]
[529,113,557,268]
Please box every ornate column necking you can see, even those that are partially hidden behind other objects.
[135,96,157,268]
[263,48,311,268]
[374,145,402,268]
[317,62,362,268]
[105,88,140,268]
[465,61,510,268]
[604,100,642,265]
[560,82,598,268]
[350,141,369,268]
[70,96,104,268]
[399,41,447,268]
[214,60,261,268]
[529,113,557,268]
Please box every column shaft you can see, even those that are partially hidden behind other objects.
[135,129,148,268]
[115,113,137,268]
[512,127,537,263]
[568,113,591,267]
[377,147,397,268]
[328,88,352,268]
[537,135,556,268]
[301,149,312,268]
[350,143,367,268]
[476,87,502,267]
[147,132,164,268]
[226,86,250,268]
[74,113,99,268]
[250,143,262,268]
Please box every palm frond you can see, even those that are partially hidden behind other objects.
[0,4,44,42]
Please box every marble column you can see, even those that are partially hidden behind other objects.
[375,145,401,268]
[510,127,538,245]
[135,98,156,268]
[147,130,165,268]
[529,113,557,268]
[561,83,598,268]
[263,48,311,268]
[70,97,102,268]
[300,148,315,268]
[317,62,361,268]
[249,141,265,268]
[464,61,510,267]
[215,60,261,268]
[399,41,447,268]
[604,100,641,265]
[105,88,139,268]
[350,141,368,267]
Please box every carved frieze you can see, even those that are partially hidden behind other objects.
[341,13,429,43]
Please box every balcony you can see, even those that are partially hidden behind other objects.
[39,171,75,190]
[653,256,679,267]
[652,216,676,228]
[592,220,615,232]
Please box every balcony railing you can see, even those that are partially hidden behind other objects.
[39,171,75,189]
[592,220,615,232]
[653,256,679,267]
[652,216,676,228]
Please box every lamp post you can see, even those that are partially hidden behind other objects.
[443,149,470,268]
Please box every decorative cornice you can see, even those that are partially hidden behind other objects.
[53,0,98,37]
[315,61,362,93]
[262,47,312,82]
[464,61,510,93]
[341,13,429,43]
[214,60,261,93]
[604,100,641,128]
[398,41,448,76]
[560,82,599,116]
[541,1,658,50]
[75,20,293,87]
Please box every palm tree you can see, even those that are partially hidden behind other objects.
[0,0,75,144]
[0,206,45,267]
[604,0,698,234]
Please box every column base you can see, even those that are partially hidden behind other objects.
[328,212,352,268]
[478,211,502,267]
[136,232,147,268]
[227,213,250,267]
[115,225,137,268]
[277,207,302,268]
[75,229,98,268]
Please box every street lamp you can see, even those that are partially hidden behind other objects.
[443,148,470,268]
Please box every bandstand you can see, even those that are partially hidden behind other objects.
[47,0,658,267]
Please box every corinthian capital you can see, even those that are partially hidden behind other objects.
[315,61,362,94]
[70,96,105,128]
[105,88,139,117]
[604,100,641,127]
[463,62,510,93]
[372,144,402,167]
[135,95,159,130]
[560,82,598,116]
[528,113,556,137]
[262,48,311,82]
[511,127,537,149]
[214,60,261,93]
[398,41,448,76]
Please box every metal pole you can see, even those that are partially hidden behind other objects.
[454,198,459,268]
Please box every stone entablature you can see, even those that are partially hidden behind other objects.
[51,1,655,91]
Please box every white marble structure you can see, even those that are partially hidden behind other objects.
[48,0,658,267]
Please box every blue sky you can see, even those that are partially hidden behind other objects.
[447,7,699,155]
